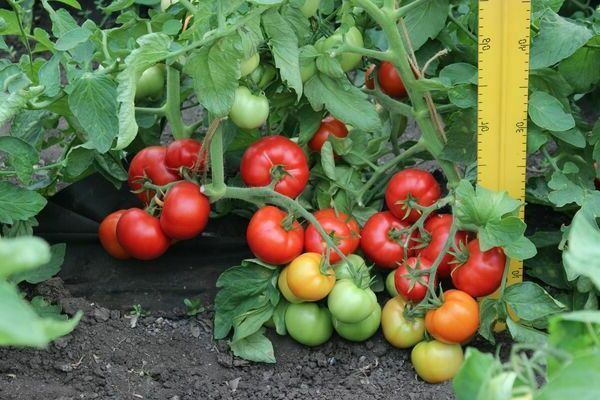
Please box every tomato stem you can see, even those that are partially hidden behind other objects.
[164,66,188,139]
[204,117,227,199]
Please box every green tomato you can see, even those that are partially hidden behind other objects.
[240,53,260,77]
[229,86,270,129]
[160,0,178,11]
[285,302,333,346]
[411,340,464,383]
[135,65,165,101]
[300,0,321,18]
[386,270,398,297]
[381,296,425,348]
[249,64,277,89]
[333,303,381,342]
[333,254,371,287]
[327,279,377,324]
[300,59,317,82]
[322,26,364,72]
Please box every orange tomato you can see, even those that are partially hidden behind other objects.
[425,289,479,344]
[286,253,335,301]
[98,210,130,260]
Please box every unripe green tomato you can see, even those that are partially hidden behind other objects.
[278,267,303,304]
[249,64,277,89]
[333,254,371,287]
[300,59,317,82]
[285,302,333,346]
[333,303,381,342]
[229,86,269,129]
[327,279,378,324]
[386,270,398,297]
[240,53,260,77]
[322,26,364,72]
[411,340,464,383]
[135,65,165,101]
[161,0,178,11]
[300,0,321,18]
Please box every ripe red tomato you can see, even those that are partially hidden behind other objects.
[365,64,376,90]
[451,239,506,297]
[116,209,170,260]
[98,210,130,259]
[360,211,417,269]
[385,168,441,223]
[308,115,348,153]
[394,257,435,302]
[128,146,180,203]
[377,61,407,98]
[424,213,453,233]
[165,138,204,172]
[240,136,309,198]
[418,223,468,279]
[246,206,304,265]
[159,182,210,240]
[304,209,360,263]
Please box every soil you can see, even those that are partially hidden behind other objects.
[0,277,457,400]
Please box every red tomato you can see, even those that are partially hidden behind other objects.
[385,168,441,223]
[98,210,130,259]
[418,224,468,279]
[451,239,506,297]
[360,211,417,269]
[159,182,210,240]
[165,138,204,172]
[128,146,180,203]
[365,64,376,89]
[240,136,309,198]
[377,61,407,98]
[304,209,360,263]
[116,209,170,260]
[308,115,349,153]
[394,257,435,302]
[424,213,453,233]
[246,206,304,265]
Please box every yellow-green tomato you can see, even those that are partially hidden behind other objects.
[322,26,364,72]
[411,340,464,383]
[135,65,165,101]
[381,296,425,348]
[278,267,303,304]
[300,0,320,18]
[333,254,371,287]
[240,53,260,77]
[229,86,269,129]
[160,0,178,11]
[285,302,333,346]
[386,270,398,297]
[327,279,378,323]
[333,303,381,342]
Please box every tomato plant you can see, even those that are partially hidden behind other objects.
[360,211,416,269]
[418,222,468,278]
[308,115,348,153]
[240,136,309,198]
[98,210,130,260]
[381,296,425,348]
[385,169,441,223]
[451,239,507,298]
[285,302,333,347]
[304,209,360,263]
[285,252,335,301]
[411,340,464,383]
[116,209,170,260]
[425,290,479,344]
[246,206,304,265]
[159,182,210,240]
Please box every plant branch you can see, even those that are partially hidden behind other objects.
[164,66,187,139]
[447,9,477,42]
[364,89,413,117]
[393,0,430,19]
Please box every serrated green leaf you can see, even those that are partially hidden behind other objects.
[403,0,449,51]
[504,281,565,321]
[528,91,575,132]
[0,236,50,279]
[0,137,39,184]
[0,182,47,225]
[321,141,337,180]
[9,243,65,285]
[229,328,276,363]
[439,62,478,86]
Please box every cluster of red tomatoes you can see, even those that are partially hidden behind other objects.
[98,139,210,260]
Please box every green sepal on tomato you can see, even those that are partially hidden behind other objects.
[128,146,180,204]
[381,296,425,348]
[285,302,333,346]
[229,86,269,129]
[241,136,309,198]
[116,209,170,260]
[411,340,464,383]
[327,279,378,324]
[394,256,435,302]
[304,209,360,263]
[385,168,441,223]
[360,211,417,269]
[246,206,304,265]
[159,182,210,240]
[333,303,381,342]
[418,213,467,278]
[333,254,371,288]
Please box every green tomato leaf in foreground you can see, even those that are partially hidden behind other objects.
[0,182,47,225]
[9,243,66,285]
[0,137,39,184]
[0,236,50,279]
[503,281,565,322]
[402,0,449,51]
[528,91,575,132]
[452,348,502,400]
[229,328,276,364]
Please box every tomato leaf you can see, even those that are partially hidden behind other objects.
[0,236,50,279]
[304,73,380,132]
[9,243,65,285]
[452,348,501,400]
[558,35,600,93]
[506,319,548,345]
[503,282,565,322]
[229,328,276,364]
[0,182,47,225]
[438,63,478,86]
[530,11,592,69]
[402,0,449,51]
[528,91,575,132]
[0,137,39,185]
[478,298,500,344]
[262,9,303,98]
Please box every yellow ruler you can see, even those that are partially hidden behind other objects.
[477,0,531,288]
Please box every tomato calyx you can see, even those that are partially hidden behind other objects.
[448,239,470,266]
[269,164,292,188]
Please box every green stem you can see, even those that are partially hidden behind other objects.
[135,106,166,115]
[447,9,477,43]
[206,117,226,198]
[355,140,426,206]
[423,218,458,302]
[164,66,187,139]
[390,114,408,155]
[541,146,560,172]
[220,186,350,264]
[354,0,460,187]
[333,44,393,61]
[364,89,413,117]
[8,0,34,75]
[393,0,430,19]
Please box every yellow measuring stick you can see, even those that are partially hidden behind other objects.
[477,0,531,288]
